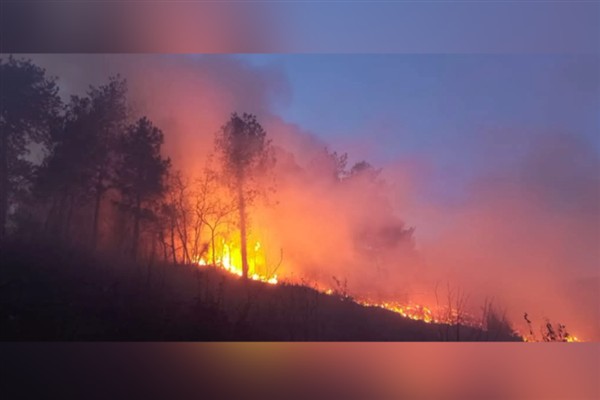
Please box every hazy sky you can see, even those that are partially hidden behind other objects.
[235,54,599,205]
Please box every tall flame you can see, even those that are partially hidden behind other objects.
[194,238,278,285]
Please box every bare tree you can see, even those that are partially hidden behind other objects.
[435,282,470,341]
[166,171,193,264]
[194,164,237,266]
[479,298,513,341]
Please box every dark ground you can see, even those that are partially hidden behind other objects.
[0,240,521,341]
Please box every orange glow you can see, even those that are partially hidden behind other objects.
[192,235,591,341]
[194,238,278,285]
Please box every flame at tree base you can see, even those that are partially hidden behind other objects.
[193,240,278,285]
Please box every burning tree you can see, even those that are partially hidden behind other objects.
[215,113,274,279]
[194,164,238,267]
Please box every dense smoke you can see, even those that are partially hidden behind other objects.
[29,54,599,340]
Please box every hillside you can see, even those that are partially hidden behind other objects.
[0,241,521,341]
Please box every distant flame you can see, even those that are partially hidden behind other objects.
[192,238,584,341]
[357,299,436,323]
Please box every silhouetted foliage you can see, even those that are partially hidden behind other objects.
[114,117,170,260]
[35,76,128,248]
[308,148,350,182]
[541,319,572,342]
[348,160,382,182]
[0,56,61,241]
[85,76,129,249]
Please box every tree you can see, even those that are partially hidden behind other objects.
[36,95,95,240]
[0,56,61,241]
[306,148,350,183]
[348,160,381,181]
[215,113,274,279]
[195,164,237,266]
[33,76,128,248]
[165,171,193,264]
[86,76,128,249]
[115,117,170,260]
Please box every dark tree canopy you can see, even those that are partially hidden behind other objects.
[348,160,383,184]
[0,56,62,240]
[33,75,129,247]
[216,112,272,182]
[115,117,171,259]
[84,76,128,192]
[117,117,170,204]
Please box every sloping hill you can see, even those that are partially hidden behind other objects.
[0,241,521,341]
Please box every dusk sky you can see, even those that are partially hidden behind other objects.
[236,54,599,205]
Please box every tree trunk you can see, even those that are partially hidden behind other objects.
[159,230,168,263]
[43,196,58,235]
[91,176,104,250]
[170,217,177,265]
[176,218,189,264]
[237,184,249,279]
[211,227,217,266]
[179,197,189,263]
[63,194,75,241]
[132,194,141,261]
[0,129,8,242]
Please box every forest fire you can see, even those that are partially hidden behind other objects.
[2,54,595,343]
[356,300,436,323]
[193,239,485,329]
[192,238,584,342]
[194,239,278,285]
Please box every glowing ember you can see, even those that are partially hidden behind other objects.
[357,300,436,323]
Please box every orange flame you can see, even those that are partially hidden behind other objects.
[194,239,278,285]
[192,238,585,341]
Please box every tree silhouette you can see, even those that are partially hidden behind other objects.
[307,148,350,183]
[215,113,273,279]
[87,76,128,249]
[37,95,95,240]
[164,171,193,264]
[348,160,381,181]
[115,117,170,260]
[34,76,128,248]
[0,56,61,241]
